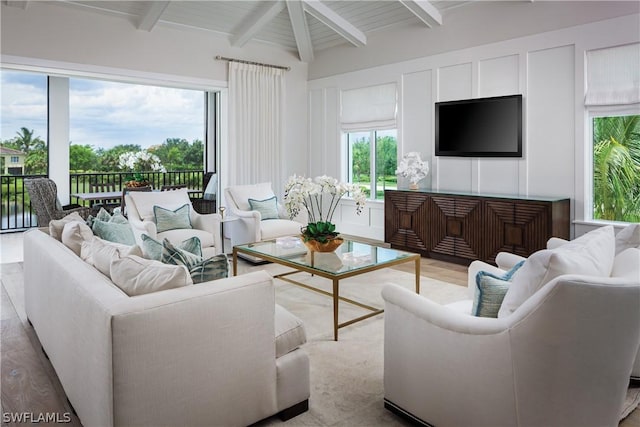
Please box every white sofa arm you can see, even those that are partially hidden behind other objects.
[382,283,516,426]
[191,211,223,253]
[547,236,569,249]
[109,271,279,426]
[495,251,526,270]
[127,215,157,243]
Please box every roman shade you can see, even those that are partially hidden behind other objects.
[341,83,397,131]
[585,42,640,106]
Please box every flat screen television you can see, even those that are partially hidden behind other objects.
[435,94,522,157]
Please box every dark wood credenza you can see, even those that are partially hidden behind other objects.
[384,189,570,265]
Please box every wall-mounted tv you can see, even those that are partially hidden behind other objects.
[435,94,522,157]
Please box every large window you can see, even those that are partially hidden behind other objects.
[346,129,397,200]
[590,110,640,222]
[69,78,206,173]
[0,69,48,175]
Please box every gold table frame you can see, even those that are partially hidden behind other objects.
[232,240,420,341]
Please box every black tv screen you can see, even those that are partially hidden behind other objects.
[435,94,522,157]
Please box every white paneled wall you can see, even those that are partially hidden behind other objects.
[308,14,639,241]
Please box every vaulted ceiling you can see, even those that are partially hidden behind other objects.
[8,0,474,62]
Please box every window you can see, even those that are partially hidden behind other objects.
[69,78,207,173]
[589,109,640,222]
[585,43,640,223]
[346,129,397,200]
[0,69,48,174]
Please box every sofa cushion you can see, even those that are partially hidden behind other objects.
[472,260,524,318]
[61,221,94,256]
[498,225,615,318]
[110,254,193,296]
[162,239,228,283]
[92,219,136,246]
[275,304,307,358]
[141,234,202,261]
[228,182,275,211]
[615,223,640,255]
[49,211,84,241]
[154,203,192,233]
[249,196,280,220]
[83,236,143,277]
[611,248,640,280]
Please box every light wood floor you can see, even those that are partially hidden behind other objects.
[1,233,638,427]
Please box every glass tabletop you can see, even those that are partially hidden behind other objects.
[234,236,418,276]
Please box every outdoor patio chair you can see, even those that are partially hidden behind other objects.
[89,182,120,214]
[24,178,90,226]
[160,184,187,191]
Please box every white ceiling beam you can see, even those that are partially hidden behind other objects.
[302,0,366,47]
[231,1,286,47]
[6,1,28,9]
[286,1,314,63]
[398,0,442,27]
[137,1,170,32]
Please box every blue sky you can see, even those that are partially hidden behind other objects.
[1,69,205,150]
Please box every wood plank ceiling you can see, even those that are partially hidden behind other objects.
[11,0,472,62]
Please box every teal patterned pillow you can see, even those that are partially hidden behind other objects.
[154,204,192,233]
[472,261,525,318]
[87,207,126,227]
[248,196,279,220]
[92,220,136,246]
[162,239,228,283]
[141,234,202,261]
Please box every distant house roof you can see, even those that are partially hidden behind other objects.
[0,146,25,156]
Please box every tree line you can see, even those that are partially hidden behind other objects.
[1,127,204,174]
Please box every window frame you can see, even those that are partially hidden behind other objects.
[585,103,640,223]
[344,128,397,201]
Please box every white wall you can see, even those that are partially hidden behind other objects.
[308,14,640,241]
[0,2,309,201]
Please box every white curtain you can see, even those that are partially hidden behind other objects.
[228,62,285,195]
[585,43,640,106]
[341,82,397,131]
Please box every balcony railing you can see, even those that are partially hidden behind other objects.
[1,170,205,232]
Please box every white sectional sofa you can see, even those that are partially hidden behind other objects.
[24,228,310,427]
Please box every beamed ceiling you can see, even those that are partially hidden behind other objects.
[3,0,486,62]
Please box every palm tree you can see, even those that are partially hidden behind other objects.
[592,115,640,222]
[14,127,44,153]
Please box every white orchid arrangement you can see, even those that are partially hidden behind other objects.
[284,175,366,243]
[118,150,166,173]
[395,152,429,185]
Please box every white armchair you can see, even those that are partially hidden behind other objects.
[382,273,640,427]
[224,182,305,260]
[124,188,222,258]
[382,226,640,427]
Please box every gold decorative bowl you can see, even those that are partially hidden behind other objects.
[302,236,344,253]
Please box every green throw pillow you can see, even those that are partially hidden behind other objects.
[92,220,136,246]
[154,204,192,233]
[86,207,127,228]
[141,234,202,261]
[248,196,279,220]
[472,261,525,318]
[162,239,228,284]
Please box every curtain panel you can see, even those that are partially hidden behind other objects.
[228,62,285,195]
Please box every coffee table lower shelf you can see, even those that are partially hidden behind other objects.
[232,243,420,341]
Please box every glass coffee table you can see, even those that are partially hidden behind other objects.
[232,237,420,341]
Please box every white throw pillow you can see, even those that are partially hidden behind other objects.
[49,211,84,241]
[498,225,616,317]
[110,255,193,296]
[615,223,640,255]
[611,248,640,280]
[61,221,94,256]
[82,236,143,277]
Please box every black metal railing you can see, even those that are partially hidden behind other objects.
[1,170,205,232]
